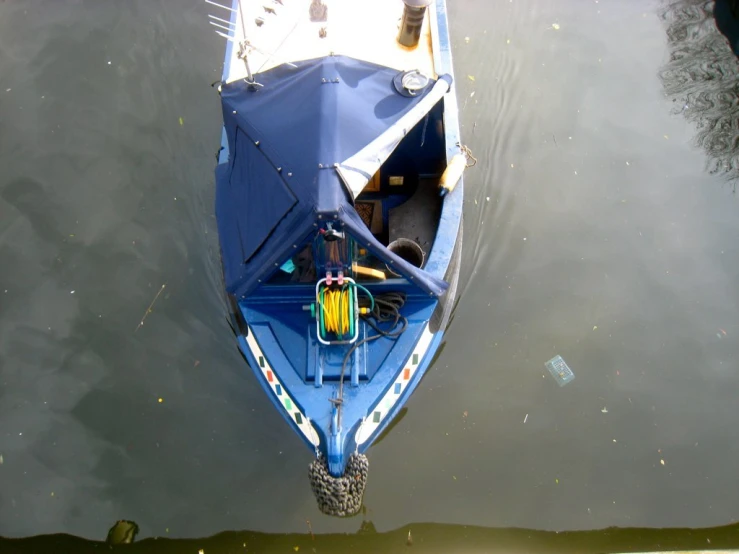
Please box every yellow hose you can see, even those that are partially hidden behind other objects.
[351,262,386,280]
[320,288,351,336]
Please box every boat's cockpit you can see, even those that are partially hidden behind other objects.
[265,224,416,287]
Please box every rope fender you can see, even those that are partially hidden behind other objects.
[309,453,369,517]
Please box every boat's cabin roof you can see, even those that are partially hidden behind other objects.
[215,55,451,300]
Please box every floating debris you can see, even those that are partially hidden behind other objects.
[601,407,608,413]
[158,398,163,403]
[179,117,184,126]
[660,459,665,466]
[545,355,575,386]
[106,520,139,545]
[306,519,314,540]
[523,413,528,423]
[135,283,167,332]
[467,75,475,81]
[552,23,560,30]
[464,36,470,43]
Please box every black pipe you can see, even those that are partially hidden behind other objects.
[397,0,432,48]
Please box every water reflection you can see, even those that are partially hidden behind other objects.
[2,519,739,553]
[658,0,739,185]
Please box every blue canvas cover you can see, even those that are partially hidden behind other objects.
[216,55,451,299]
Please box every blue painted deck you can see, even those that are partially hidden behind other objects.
[239,298,436,467]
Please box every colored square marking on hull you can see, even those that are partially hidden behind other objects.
[412,353,419,365]
[275,384,282,396]
[285,398,293,410]
[267,370,274,383]
[372,411,381,423]
[403,368,410,380]
[394,383,401,395]
[294,412,303,424]
[259,356,265,368]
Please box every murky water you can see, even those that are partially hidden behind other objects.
[1,0,739,544]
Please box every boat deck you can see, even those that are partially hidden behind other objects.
[220,0,436,82]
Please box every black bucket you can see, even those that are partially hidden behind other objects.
[386,238,425,277]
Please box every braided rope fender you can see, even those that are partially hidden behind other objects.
[309,453,369,517]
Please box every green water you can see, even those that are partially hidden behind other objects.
[1,0,738,548]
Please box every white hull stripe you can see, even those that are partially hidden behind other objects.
[354,325,435,445]
[244,326,320,447]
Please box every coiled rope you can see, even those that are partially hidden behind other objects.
[458,143,477,167]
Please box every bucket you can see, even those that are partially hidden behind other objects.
[386,238,425,277]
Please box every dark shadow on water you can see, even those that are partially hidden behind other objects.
[2,519,739,553]
[372,407,408,446]
[658,0,739,187]
[715,0,739,54]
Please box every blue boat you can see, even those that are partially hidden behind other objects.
[209,0,471,515]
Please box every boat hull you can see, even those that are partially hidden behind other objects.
[213,0,465,478]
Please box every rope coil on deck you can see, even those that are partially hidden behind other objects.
[309,453,369,517]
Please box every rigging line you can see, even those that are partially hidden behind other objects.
[208,13,236,26]
[215,30,236,43]
[205,0,236,12]
[236,0,247,42]
[255,15,303,73]
[210,21,236,33]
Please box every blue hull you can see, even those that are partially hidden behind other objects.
[213,0,464,480]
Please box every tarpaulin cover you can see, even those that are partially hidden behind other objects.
[215,55,451,299]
